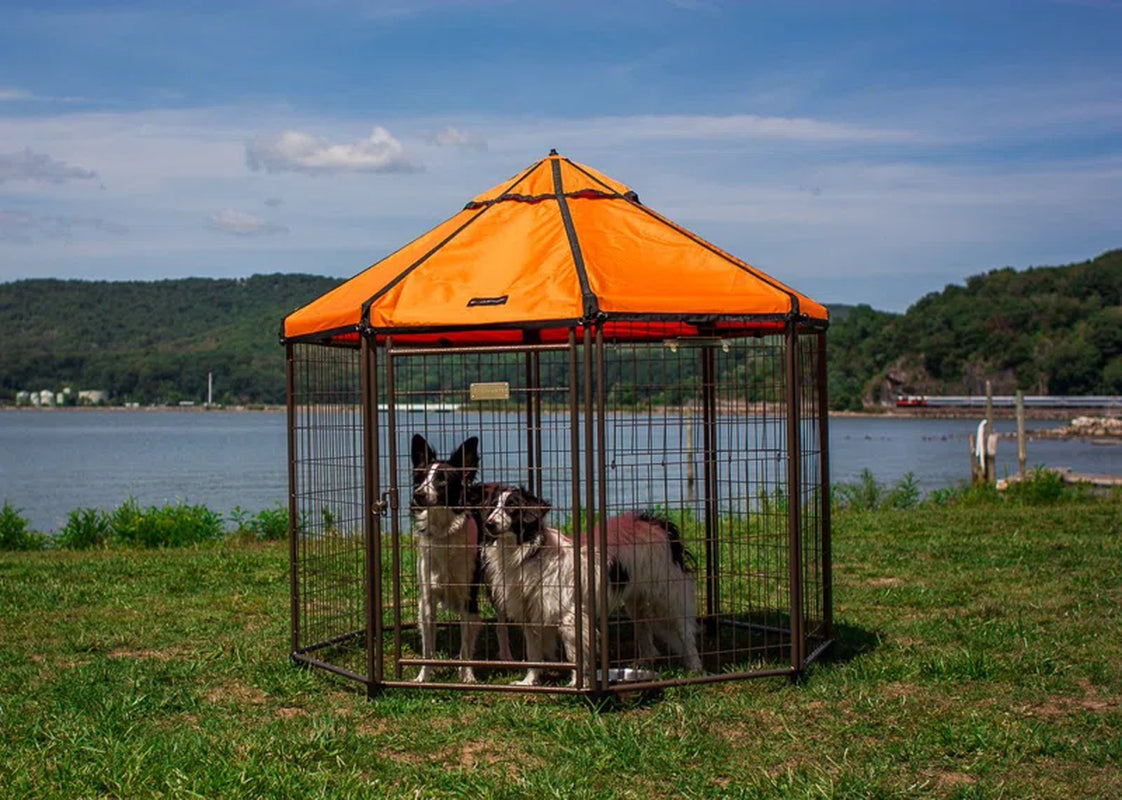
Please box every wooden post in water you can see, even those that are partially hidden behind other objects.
[1015,390,1026,478]
[969,433,982,484]
[984,380,995,484]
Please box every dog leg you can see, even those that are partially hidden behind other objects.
[517,627,545,686]
[416,595,436,683]
[495,610,513,663]
[458,613,480,683]
[415,555,435,682]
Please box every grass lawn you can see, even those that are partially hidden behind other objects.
[1,498,1119,798]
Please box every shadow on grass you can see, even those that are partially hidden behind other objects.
[819,621,882,666]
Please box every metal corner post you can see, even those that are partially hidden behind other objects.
[594,326,610,692]
[701,342,720,628]
[360,334,383,693]
[285,342,300,657]
[785,321,805,672]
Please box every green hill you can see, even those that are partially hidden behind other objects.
[0,274,342,405]
[1,250,1118,408]
[826,248,1121,410]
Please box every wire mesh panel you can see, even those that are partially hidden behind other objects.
[597,326,811,680]
[380,340,584,688]
[287,342,368,682]
[287,325,831,696]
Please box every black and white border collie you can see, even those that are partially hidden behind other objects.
[482,486,702,686]
[410,434,510,682]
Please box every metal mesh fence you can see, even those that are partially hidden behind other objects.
[288,326,831,695]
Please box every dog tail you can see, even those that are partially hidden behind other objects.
[635,511,695,573]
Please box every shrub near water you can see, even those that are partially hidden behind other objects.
[0,502,46,551]
[229,504,289,542]
[108,498,224,548]
[55,507,112,550]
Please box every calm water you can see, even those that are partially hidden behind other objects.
[1,409,1116,533]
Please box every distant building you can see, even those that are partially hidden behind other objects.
[15,391,31,405]
[78,390,109,405]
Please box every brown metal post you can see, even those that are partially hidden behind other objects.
[582,326,599,692]
[285,342,300,656]
[594,327,610,691]
[525,351,537,491]
[385,338,404,679]
[569,330,584,688]
[361,335,383,691]
[816,331,833,640]
[701,344,720,626]
[785,321,805,672]
[533,351,544,498]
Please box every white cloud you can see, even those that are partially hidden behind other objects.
[0,88,31,101]
[207,209,288,236]
[245,126,422,175]
[0,148,99,184]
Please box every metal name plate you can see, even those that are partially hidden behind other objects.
[469,382,511,401]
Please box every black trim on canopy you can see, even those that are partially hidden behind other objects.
[551,157,600,323]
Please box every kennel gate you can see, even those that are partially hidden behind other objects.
[287,323,832,697]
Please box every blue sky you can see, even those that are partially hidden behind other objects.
[1,0,1119,311]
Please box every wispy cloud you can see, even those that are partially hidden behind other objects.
[0,209,126,244]
[245,127,421,175]
[0,148,99,184]
[0,88,31,101]
[588,113,924,144]
[427,125,487,150]
[206,209,288,237]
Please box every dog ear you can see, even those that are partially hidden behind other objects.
[449,436,480,479]
[520,490,551,526]
[411,434,436,468]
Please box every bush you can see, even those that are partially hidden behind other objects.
[834,471,923,512]
[229,504,289,542]
[1004,468,1071,506]
[108,498,224,548]
[0,501,46,551]
[834,469,884,511]
[56,507,112,550]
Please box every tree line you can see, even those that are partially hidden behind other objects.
[1,249,1118,410]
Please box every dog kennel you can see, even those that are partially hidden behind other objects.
[282,152,832,697]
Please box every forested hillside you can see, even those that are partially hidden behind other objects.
[1,250,1118,408]
[0,274,342,405]
[827,248,1121,409]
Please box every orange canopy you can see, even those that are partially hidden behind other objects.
[283,151,828,345]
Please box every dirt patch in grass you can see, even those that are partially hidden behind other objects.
[866,577,904,588]
[204,678,267,707]
[108,646,187,662]
[274,707,308,719]
[1024,680,1120,718]
[917,769,977,792]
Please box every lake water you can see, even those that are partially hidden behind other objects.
[1,409,1116,533]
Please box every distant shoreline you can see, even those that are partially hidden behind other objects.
[0,404,286,414]
[3,403,1116,424]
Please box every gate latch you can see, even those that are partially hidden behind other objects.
[373,488,395,517]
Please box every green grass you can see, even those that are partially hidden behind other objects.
[1,498,1120,798]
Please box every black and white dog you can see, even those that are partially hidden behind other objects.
[410,434,510,682]
[481,486,702,685]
